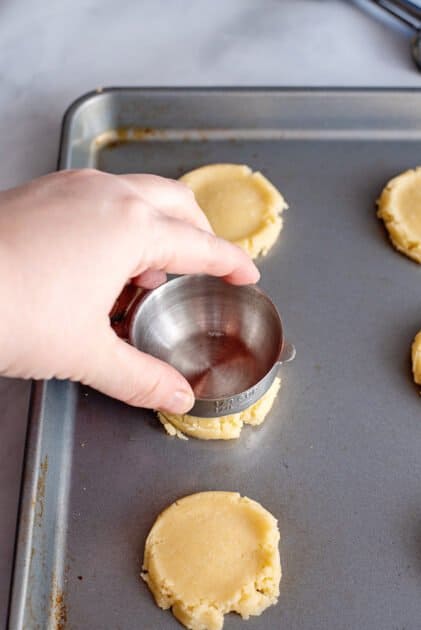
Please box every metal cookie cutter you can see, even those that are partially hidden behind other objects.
[111,275,295,417]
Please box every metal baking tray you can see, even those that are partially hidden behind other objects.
[8,88,421,630]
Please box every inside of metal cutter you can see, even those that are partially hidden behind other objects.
[131,275,283,400]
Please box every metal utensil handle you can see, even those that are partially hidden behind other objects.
[370,0,421,29]
[279,341,296,364]
[388,0,421,23]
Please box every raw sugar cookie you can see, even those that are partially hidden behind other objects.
[377,167,421,263]
[142,491,281,630]
[180,163,287,258]
[412,331,421,385]
[157,377,281,440]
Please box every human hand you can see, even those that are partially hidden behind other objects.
[0,169,259,414]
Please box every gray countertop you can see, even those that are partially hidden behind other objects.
[0,0,420,626]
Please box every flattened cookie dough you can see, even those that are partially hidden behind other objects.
[180,164,287,258]
[412,331,421,385]
[142,492,281,630]
[158,377,281,440]
[377,167,421,263]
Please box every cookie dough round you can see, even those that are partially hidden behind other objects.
[180,164,287,258]
[412,331,421,385]
[377,167,421,263]
[158,377,281,440]
[142,492,281,630]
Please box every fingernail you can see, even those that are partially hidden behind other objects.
[167,389,195,414]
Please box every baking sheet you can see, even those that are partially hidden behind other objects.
[8,88,421,630]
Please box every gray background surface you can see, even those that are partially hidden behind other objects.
[1,1,421,626]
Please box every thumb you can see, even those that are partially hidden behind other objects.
[84,331,194,414]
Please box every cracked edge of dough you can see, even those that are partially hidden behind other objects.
[377,167,421,264]
[180,164,288,259]
[157,377,281,440]
[141,492,281,630]
[412,331,421,385]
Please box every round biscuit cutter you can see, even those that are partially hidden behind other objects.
[111,275,295,417]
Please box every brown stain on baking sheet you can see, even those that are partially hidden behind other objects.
[50,569,68,630]
[94,127,161,150]
[24,456,58,629]
[51,589,67,630]
[93,126,215,151]
[34,455,48,526]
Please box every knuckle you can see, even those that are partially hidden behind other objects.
[161,177,194,199]
[203,230,220,253]
[119,193,144,226]
[77,167,101,178]
[176,180,195,199]
[202,233,228,274]
[58,167,101,181]
[55,168,108,192]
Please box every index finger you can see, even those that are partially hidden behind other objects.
[136,215,260,285]
[120,173,213,234]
